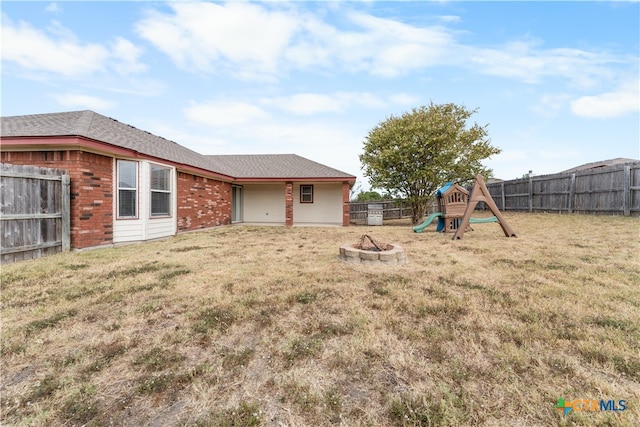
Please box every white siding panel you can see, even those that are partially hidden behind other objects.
[294,183,342,224]
[243,184,285,223]
[113,160,177,242]
[147,217,175,240]
[114,219,144,242]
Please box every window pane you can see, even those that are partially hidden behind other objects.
[118,189,137,217]
[118,161,137,189]
[151,192,170,216]
[301,185,313,203]
[151,165,170,191]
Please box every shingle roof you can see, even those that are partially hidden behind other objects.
[206,154,355,179]
[1,110,223,176]
[560,158,639,173]
[1,110,355,181]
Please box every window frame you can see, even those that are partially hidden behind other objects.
[149,164,172,218]
[300,184,314,203]
[117,160,138,219]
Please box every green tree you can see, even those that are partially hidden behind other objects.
[360,103,500,224]
[354,190,383,202]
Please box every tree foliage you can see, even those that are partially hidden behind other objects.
[353,190,384,202]
[360,103,500,224]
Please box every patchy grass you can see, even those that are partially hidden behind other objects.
[1,213,639,426]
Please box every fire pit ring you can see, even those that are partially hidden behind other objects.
[339,235,407,265]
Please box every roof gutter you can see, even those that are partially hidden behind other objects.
[234,176,356,184]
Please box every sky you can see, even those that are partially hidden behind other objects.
[2,1,639,191]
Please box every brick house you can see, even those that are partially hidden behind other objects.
[1,111,356,249]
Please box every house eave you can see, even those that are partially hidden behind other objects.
[0,136,235,183]
[234,177,356,184]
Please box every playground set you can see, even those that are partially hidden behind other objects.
[413,174,517,240]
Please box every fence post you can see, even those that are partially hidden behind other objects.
[501,181,505,210]
[528,176,533,212]
[568,173,575,213]
[623,165,631,216]
[61,173,71,251]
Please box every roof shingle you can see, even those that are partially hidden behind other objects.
[1,110,355,181]
[206,154,354,179]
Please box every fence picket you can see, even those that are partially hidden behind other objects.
[1,164,70,263]
[485,162,639,216]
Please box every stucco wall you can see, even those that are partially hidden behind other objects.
[293,183,343,224]
[242,183,286,223]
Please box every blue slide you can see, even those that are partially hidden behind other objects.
[412,212,443,233]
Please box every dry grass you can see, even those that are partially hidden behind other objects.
[1,213,639,426]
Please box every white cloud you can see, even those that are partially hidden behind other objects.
[45,3,60,13]
[570,80,640,118]
[388,93,420,106]
[438,15,461,23]
[203,118,364,177]
[142,121,229,154]
[134,2,630,88]
[263,93,346,115]
[1,16,146,77]
[52,93,114,110]
[531,93,572,117]
[110,37,146,75]
[1,16,109,75]
[465,38,619,88]
[261,92,386,115]
[184,101,270,127]
[136,2,299,79]
[135,3,456,79]
[344,11,454,77]
[184,90,412,128]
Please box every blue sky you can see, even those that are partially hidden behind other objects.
[2,1,639,190]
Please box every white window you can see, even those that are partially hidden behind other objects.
[300,185,314,203]
[150,165,171,216]
[117,160,138,218]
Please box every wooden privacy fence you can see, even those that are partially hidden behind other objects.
[483,162,640,216]
[1,164,70,263]
[349,200,415,223]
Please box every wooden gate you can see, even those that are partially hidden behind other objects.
[1,164,70,263]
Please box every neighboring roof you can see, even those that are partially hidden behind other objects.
[206,154,355,180]
[1,110,355,181]
[560,158,639,174]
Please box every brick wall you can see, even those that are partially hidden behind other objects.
[342,181,351,226]
[1,150,114,249]
[285,181,293,226]
[176,172,232,232]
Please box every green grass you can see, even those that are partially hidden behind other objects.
[1,213,638,426]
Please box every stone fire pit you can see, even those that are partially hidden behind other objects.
[339,235,407,265]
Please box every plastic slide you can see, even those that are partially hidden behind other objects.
[412,212,443,233]
[469,216,499,224]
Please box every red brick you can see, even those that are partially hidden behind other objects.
[176,172,231,231]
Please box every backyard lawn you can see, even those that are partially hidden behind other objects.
[1,213,639,426]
